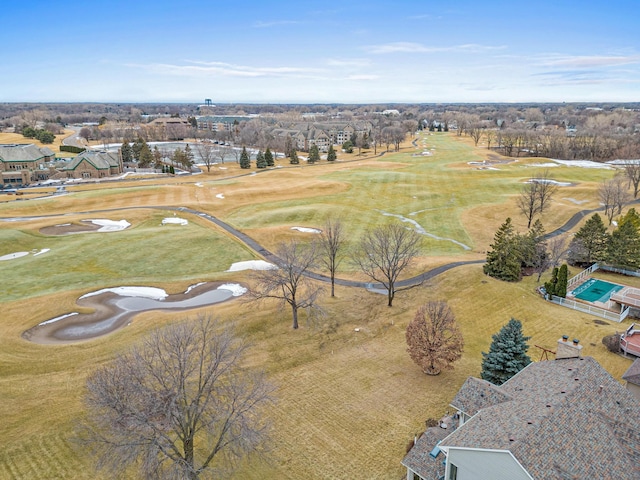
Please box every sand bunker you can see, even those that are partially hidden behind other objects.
[23,282,246,344]
[40,219,131,235]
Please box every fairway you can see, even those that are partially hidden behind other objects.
[571,278,624,303]
[0,132,630,480]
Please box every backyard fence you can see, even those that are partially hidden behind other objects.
[599,265,640,278]
[567,263,599,289]
[549,295,622,322]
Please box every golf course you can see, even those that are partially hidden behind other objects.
[0,131,634,479]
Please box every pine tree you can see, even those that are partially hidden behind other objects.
[308,144,320,164]
[120,141,133,163]
[606,219,640,269]
[556,264,568,297]
[481,318,531,385]
[568,213,609,266]
[327,144,337,162]
[256,150,267,169]
[544,266,559,297]
[138,143,154,167]
[264,148,274,167]
[483,218,521,282]
[289,149,299,165]
[239,146,251,169]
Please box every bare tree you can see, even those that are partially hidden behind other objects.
[484,130,495,150]
[79,316,273,479]
[536,170,558,214]
[600,175,631,224]
[352,223,422,307]
[468,127,483,147]
[194,140,216,172]
[623,161,640,199]
[517,171,557,228]
[317,217,346,297]
[250,240,323,329]
[405,300,464,375]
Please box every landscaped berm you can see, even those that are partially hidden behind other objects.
[0,131,635,479]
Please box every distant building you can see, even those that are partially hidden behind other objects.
[60,151,123,180]
[0,143,55,186]
[403,337,640,480]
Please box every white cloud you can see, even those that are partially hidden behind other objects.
[541,54,640,68]
[346,74,379,81]
[363,42,506,54]
[127,61,325,78]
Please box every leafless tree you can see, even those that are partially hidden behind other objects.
[468,127,483,147]
[517,171,557,228]
[599,175,631,224]
[352,223,422,307]
[485,129,495,150]
[250,240,323,329]
[194,140,216,172]
[623,162,640,199]
[79,316,273,480]
[405,300,464,375]
[316,217,346,297]
[216,147,229,165]
[535,170,558,214]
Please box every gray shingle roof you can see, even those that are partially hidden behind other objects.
[440,357,640,479]
[402,427,449,479]
[449,376,512,417]
[0,144,51,162]
[64,151,120,171]
[622,358,640,386]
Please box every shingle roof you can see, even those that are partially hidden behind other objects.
[449,376,512,417]
[622,358,640,386]
[401,427,449,479]
[0,144,51,162]
[64,151,120,171]
[440,357,640,479]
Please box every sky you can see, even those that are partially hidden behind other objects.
[1,0,638,103]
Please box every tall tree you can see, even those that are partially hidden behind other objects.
[79,316,273,479]
[308,144,320,164]
[194,140,216,172]
[405,300,464,375]
[599,176,631,224]
[289,149,299,165]
[138,143,154,168]
[623,162,640,199]
[250,241,323,329]
[606,218,640,269]
[239,146,251,169]
[567,213,609,266]
[481,318,531,385]
[256,150,267,169]
[483,218,521,282]
[317,217,346,297]
[264,147,274,167]
[517,171,556,228]
[120,141,133,163]
[352,223,422,307]
[326,144,337,162]
[556,263,568,298]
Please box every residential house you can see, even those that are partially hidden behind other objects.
[623,358,640,401]
[403,337,640,480]
[0,143,55,186]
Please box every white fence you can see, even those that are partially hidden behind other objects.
[549,295,622,322]
[600,265,640,278]
[567,263,599,289]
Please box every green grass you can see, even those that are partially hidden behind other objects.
[0,132,630,480]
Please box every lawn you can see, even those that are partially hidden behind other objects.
[0,132,631,479]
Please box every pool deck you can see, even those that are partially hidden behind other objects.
[621,324,640,357]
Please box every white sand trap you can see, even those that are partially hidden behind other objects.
[91,219,131,232]
[291,226,321,233]
[216,193,225,199]
[33,248,50,256]
[563,197,589,205]
[80,286,168,300]
[218,283,247,296]
[227,260,277,272]
[162,217,188,226]
[0,251,29,261]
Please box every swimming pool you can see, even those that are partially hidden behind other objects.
[571,278,623,303]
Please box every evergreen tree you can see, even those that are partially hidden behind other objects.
[256,150,267,169]
[481,318,531,385]
[342,140,354,153]
[264,148,274,167]
[120,141,133,163]
[138,143,154,167]
[567,213,609,266]
[239,146,251,169]
[544,266,559,297]
[327,144,337,162]
[170,165,175,174]
[308,144,320,164]
[289,149,299,165]
[152,145,163,168]
[132,138,146,161]
[556,264,568,297]
[606,219,640,269]
[483,218,521,281]
[184,144,194,166]
[284,136,293,158]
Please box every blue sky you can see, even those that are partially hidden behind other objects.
[1,0,638,103]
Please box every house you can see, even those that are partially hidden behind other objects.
[148,117,191,140]
[60,150,123,179]
[403,337,640,480]
[622,358,640,401]
[0,143,56,186]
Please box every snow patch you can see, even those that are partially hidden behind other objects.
[0,251,29,261]
[551,159,613,169]
[217,283,247,296]
[216,193,225,199]
[184,282,206,294]
[291,226,322,234]
[90,219,131,232]
[39,312,79,326]
[526,179,572,186]
[563,198,589,205]
[33,248,50,256]
[378,210,471,250]
[227,260,277,271]
[162,217,188,226]
[80,286,168,300]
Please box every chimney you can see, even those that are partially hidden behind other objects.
[556,336,583,359]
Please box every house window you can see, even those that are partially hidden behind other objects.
[448,463,458,480]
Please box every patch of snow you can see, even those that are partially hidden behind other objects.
[216,193,225,199]
[526,162,559,168]
[90,219,131,232]
[195,182,203,187]
[378,210,471,250]
[227,260,277,272]
[219,167,227,170]
[33,248,50,256]
[612,221,618,227]
[527,179,572,186]
[162,217,188,226]
[291,226,322,234]
[563,198,589,205]
[80,286,168,300]
[217,283,247,296]
[55,223,72,227]
[39,312,79,326]
[0,251,29,261]
[184,282,206,294]
[551,159,613,169]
